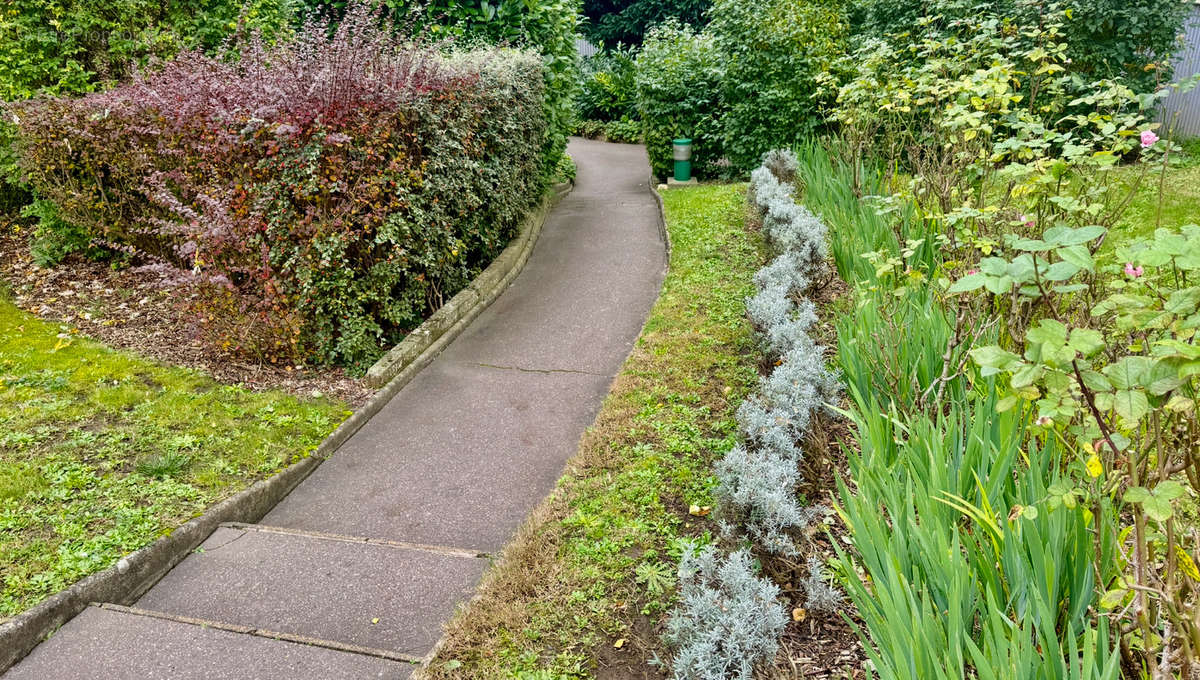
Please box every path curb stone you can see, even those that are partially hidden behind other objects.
[366,182,572,388]
[0,182,572,674]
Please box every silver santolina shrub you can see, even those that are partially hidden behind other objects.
[667,149,842,679]
[666,546,788,680]
[715,445,820,555]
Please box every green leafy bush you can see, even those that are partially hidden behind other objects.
[582,0,711,47]
[634,20,724,178]
[10,5,549,370]
[577,47,638,122]
[0,0,293,101]
[848,0,1191,93]
[707,0,847,172]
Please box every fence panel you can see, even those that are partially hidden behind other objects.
[1162,4,1200,138]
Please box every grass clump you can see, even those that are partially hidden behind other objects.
[424,184,765,678]
[0,301,348,616]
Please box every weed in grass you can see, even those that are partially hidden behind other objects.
[135,452,192,479]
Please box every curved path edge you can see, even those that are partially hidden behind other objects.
[2,139,666,680]
[0,182,574,674]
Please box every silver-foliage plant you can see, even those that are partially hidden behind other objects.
[715,445,820,555]
[665,546,788,680]
[666,149,843,679]
[716,148,841,556]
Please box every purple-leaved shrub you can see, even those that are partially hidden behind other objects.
[8,0,550,369]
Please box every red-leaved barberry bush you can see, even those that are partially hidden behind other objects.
[8,1,550,370]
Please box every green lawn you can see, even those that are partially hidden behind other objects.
[1107,159,1200,245]
[0,298,348,617]
[426,184,764,678]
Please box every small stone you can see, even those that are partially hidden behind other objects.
[116,558,130,574]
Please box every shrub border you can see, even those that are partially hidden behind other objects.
[0,181,573,673]
[366,181,573,387]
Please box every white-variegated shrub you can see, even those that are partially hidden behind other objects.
[665,546,788,680]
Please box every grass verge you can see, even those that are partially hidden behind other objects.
[424,183,764,679]
[0,299,348,617]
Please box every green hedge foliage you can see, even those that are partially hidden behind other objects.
[849,0,1191,94]
[634,20,724,178]
[707,0,847,173]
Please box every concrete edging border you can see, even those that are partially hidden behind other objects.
[0,181,573,674]
[365,182,572,388]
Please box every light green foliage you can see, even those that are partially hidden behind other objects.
[707,0,847,172]
[634,21,725,179]
[0,301,346,616]
[848,0,1191,94]
[796,145,1123,679]
[0,0,293,101]
[577,48,638,122]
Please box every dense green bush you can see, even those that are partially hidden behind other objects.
[634,20,724,178]
[581,0,710,47]
[10,6,548,370]
[0,0,292,101]
[848,0,1191,93]
[295,0,580,179]
[707,0,847,172]
[577,48,638,122]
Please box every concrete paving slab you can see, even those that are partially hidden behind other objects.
[3,606,410,680]
[136,527,488,658]
[264,361,612,552]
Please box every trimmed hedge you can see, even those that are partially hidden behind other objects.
[9,5,549,371]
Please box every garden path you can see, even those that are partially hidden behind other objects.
[3,139,667,679]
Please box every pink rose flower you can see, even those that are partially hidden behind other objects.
[1140,130,1159,148]
[1124,262,1144,278]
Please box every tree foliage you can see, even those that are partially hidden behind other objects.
[581,0,710,47]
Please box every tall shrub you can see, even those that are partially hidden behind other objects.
[707,0,848,172]
[9,3,548,370]
[294,0,580,180]
[634,20,724,179]
[848,0,1191,93]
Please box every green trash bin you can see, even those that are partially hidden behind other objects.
[672,138,693,182]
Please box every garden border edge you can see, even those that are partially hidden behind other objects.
[365,182,573,388]
[0,181,573,673]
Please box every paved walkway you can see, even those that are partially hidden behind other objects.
[4,139,666,679]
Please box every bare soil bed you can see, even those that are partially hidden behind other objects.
[0,224,372,408]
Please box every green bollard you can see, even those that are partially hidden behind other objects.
[672,138,693,182]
